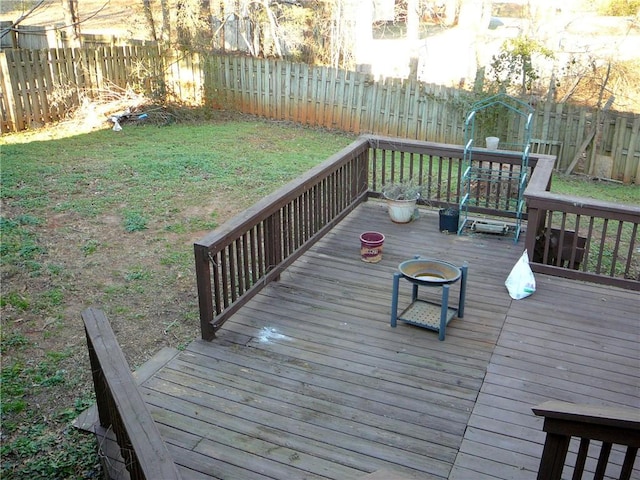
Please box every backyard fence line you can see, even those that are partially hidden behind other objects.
[1,46,639,184]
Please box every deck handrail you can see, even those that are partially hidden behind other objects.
[533,401,640,480]
[194,138,370,339]
[524,155,640,291]
[82,307,182,480]
[365,135,541,218]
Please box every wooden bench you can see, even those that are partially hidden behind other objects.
[82,307,182,480]
[533,401,639,480]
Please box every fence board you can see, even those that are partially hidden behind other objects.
[252,56,261,117]
[624,117,640,183]
[13,50,31,128]
[611,116,626,179]
[0,52,17,131]
[32,50,49,124]
[300,62,310,125]
[44,50,64,115]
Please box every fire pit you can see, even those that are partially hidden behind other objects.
[398,259,462,285]
[391,256,468,341]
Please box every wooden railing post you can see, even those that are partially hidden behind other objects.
[194,243,216,340]
[524,205,541,261]
[82,307,182,480]
[533,401,640,480]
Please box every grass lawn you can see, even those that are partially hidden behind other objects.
[0,115,354,478]
[1,114,636,478]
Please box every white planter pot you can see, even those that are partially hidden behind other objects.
[385,198,417,223]
[486,136,499,149]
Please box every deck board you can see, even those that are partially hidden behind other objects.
[96,200,638,479]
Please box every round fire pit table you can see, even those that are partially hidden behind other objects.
[390,256,468,341]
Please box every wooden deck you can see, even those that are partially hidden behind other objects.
[87,200,639,479]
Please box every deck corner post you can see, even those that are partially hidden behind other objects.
[536,431,570,480]
[194,243,216,341]
[525,205,541,261]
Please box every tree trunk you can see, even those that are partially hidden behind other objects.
[61,0,81,48]
[406,0,419,41]
[142,0,158,42]
[262,0,283,58]
[160,0,171,45]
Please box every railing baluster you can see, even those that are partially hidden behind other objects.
[571,438,590,480]
[221,248,230,307]
[594,441,612,480]
[620,446,638,480]
[610,221,623,277]
[241,233,250,291]
[624,223,638,279]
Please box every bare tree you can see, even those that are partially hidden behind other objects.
[61,0,81,48]
[142,0,159,42]
[406,0,419,41]
[160,0,171,45]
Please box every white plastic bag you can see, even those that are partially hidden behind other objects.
[505,250,536,300]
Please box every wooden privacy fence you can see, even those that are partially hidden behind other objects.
[204,55,639,183]
[1,46,639,183]
[0,46,202,132]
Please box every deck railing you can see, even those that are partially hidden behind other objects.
[365,135,540,218]
[194,136,639,339]
[194,138,370,339]
[82,308,182,480]
[533,401,640,480]
[524,156,640,291]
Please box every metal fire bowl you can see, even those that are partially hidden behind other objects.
[398,259,461,285]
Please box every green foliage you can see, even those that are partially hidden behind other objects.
[0,351,69,417]
[551,174,640,204]
[0,425,100,479]
[0,214,45,276]
[489,35,555,95]
[123,210,148,232]
[1,331,31,354]
[81,239,100,256]
[1,291,30,310]
[125,266,151,281]
[0,348,97,480]
[382,180,423,200]
[41,288,64,307]
[597,0,640,15]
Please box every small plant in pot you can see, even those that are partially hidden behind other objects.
[382,180,422,224]
[438,206,460,233]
